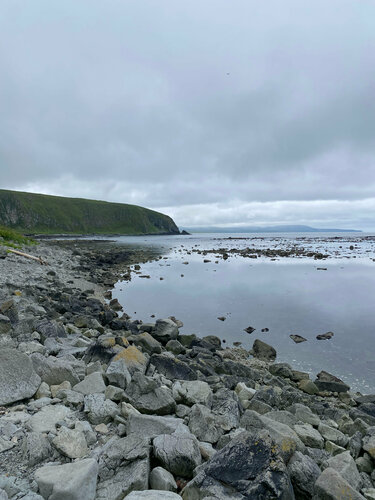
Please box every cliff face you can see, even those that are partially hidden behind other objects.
[0,190,179,235]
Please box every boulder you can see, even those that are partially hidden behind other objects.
[52,427,88,459]
[314,371,350,393]
[126,413,186,439]
[84,394,119,424]
[182,430,294,499]
[125,493,181,499]
[252,339,277,361]
[150,354,197,381]
[287,451,321,500]
[34,319,66,341]
[0,349,41,405]
[35,458,98,500]
[153,319,179,344]
[96,458,149,500]
[106,359,132,389]
[363,432,375,459]
[153,432,201,478]
[22,432,52,466]
[188,404,224,444]
[312,467,366,500]
[318,423,348,447]
[327,451,362,491]
[111,345,147,375]
[27,405,71,433]
[129,332,162,354]
[73,372,106,395]
[294,424,324,449]
[211,387,240,431]
[235,382,256,409]
[31,353,80,386]
[123,372,176,415]
[172,380,213,406]
[149,467,177,492]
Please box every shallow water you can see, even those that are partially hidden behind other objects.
[110,232,375,394]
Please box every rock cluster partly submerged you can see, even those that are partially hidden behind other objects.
[0,242,374,500]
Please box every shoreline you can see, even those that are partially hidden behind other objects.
[0,240,374,499]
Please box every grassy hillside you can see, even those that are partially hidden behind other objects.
[0,190,179,235]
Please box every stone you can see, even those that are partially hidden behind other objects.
[50,381,71,398]
[294,423,324,449]
[252,339,277,361]
[153,432,201,478]
[269,363,293,378]
[314,370,350,393]
[125,493,181,499]
[27,405,71,433]
[356,454,373,474]
[105,385,124,401]
[0,348,41,405]
[172,380,212,406]
[362,489,375,500]
[129,332,162,354]
[123,372,176,415]
[0,314,11,334]
[182,430,294,499]
[31,353,80,386]
[292,403,321,427]
[150,467,177,491]
[327,450,362,491]
[317,422,348,447]
[312,467,366,500]
[72,372,106,395]
[22,432,52,466]
[0,436,14,453]
[325,441,346,456]
[188,404,224,444]
[96,458,149,500]
[0,299,18,324]
[199,441,216,460]
[35,458,98,500]
[234,382,256,408]
[105,359,131,389]
[298,379,319,395]
[266,410,298,428]
[363,433,375,459]
[287,451,321,500]
[111,345,147,375]
[153,318,179,344]
[126,413,185,439]
[150,353,197,381]
[52,427,88,458]
[84,394,119,424]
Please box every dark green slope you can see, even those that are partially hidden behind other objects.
[0,190,179,235]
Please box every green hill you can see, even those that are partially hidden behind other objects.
[0,190,179,235]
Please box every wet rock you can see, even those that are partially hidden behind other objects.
[0,348,41,405]
[123,372,176,415]
[153,319,179,344]
[244,326,255,334]
[316,331,334,340]
[287,451,321,500]
[269,363,294,378]
[314,371,350,393]
[150,354,197,381]
[153,432,201,478]
[35,458,98,500]
[149,467,177,492]
[182,430,294,499]
[251,339,277,361]
[312,467,365,500]
[165,339,186,355]
[290,334,307,343]
[298,379,319,395]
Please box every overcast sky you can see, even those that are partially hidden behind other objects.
[1,1,375,230]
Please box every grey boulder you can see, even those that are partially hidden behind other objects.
[123,372,176,415]
[313,467,366,499]
[150,467,177,492]
[0,349,41,405]
[287,451,321,500]
[153,432,201,478]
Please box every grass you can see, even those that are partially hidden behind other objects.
[0,225,36,248]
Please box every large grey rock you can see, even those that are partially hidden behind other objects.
[150,354,197,381]
[363,432,375,459]
[182,430,294,499]
[252,339,277,361]
[34,319,66,342]
[35,458,98,500]
[312,467,366,499]
[287,451,321,500]
[294,423,324,449]
[327,450,362,491]
[318,422,348,447]
[153,319,179,344]
[153,432,201,478]
[96,458,149,500]
[72,372,106,395]
[125,493,181,500]
[212,388,240,431]
[126,413,186,439]
[150,467,177,492]
[123,372,176,415]
[26,405,71,434]
[22,432,52,466]
[188,404,224,444]
[172,380,212,406]
[106,359,131,389]
[52,427,88,458]
[0,349,41,405]
[84,393,119,424]
[292,403,321,427]
[31,353,80,386]
[314,371,350,393]
[129,332,162,354]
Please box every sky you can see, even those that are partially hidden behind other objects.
[1,1,375,230]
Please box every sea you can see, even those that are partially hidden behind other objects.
[93,232,375,394]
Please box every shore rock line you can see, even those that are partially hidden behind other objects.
[0,241,374,499]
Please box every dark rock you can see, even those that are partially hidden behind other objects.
[252,339,277,362]
[314,370,350,393]
[182,430,295,499]
[153,432,201,478]
[150,354,197,381]
[123,372,176,415]
[316,331,334,340]
[287,451,321,500]
[153,319,179,344]
[244,326,256,334]
[35,319,66,342]
[290,334,307,343]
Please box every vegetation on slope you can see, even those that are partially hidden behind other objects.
[0,226,35,247]
[0,190,179,235]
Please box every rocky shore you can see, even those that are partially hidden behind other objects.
[0,240,375,499]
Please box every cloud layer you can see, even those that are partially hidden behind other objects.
[1,0,374,229]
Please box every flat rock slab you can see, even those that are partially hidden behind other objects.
[313,467,366,500]
[125,492,181,499]
[27,405,71,434]
[35,458,98,500]
[0,348,41,405]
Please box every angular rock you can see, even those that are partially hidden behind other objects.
[34,319,66,341]
[26,404,71,433]
[212,387,240,431]
[287,451,321,500]
[327,450,362,491]
[129,332,162,354]
[172,380,212,406]
[294,423,324,449]
[123,372,176,415]
[106,359,132,389]
[52,427,88,458]
[125,492,181,499]
[35,458,98,500]
[0,348,41,405]
[318,423,348,447]
[150,354,197,381]
[363,433,375,459]
[314,371,350,393]
[96,458,149,500]
[22,432,52,466]
[188,404,224,444]
[313,467,366,500]
[182,430,294,499]
[153,432,201,478]
[73,372,106,395]
[126,413,185,439]
[150,467,177,492]
[84,393,119,424]
[252,339,277,361]
[31,353,80,386]
[235,382,256,409]
[153,319,179,344]
[111,345,147,375]
[0,314,11,334]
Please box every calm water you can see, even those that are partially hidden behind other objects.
[108,232,375,394]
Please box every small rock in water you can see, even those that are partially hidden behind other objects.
[316,331,334,340]
[233,342,242,347]
[261,328,269,332]
[217,316,226,322]
[290,334,307,343]
[244,326,255,334]
[317,267,327,270]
